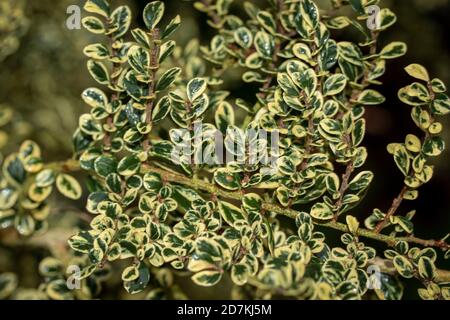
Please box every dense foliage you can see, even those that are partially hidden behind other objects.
[0,0,449,300]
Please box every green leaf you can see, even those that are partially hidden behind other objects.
[348,171,373,192]
[218,201,245,226]
[346,215,359,234]
[380,42,407,59]
[39,257,64,277]
[159,40,176,63]
[375,273,404,300]
[310,203,333,220]
[35,169,56,188]
[117,155,141,176]
[214,169,241,191]
[292,43,312,63]
[187,78,207,102]
[357,89,385,105]
[82,88,108,109]
[405,134,421,153]
[110,6,131,38]
[352,118,366,146]
[83,43,109,60]
[157,67,181,91]
[377,8,397,31]
[192,95,209,118]
[87,60,109,85]
[3,155,26,185]
[403,190,418,201]
[391,216,414,234]
[190,239,222,268]
[192,270,222,287]
[277,73,299,96]
[0,209,15,228]
[242,193,262,213]
[393,145,410,176]
[86,192,108,214]
[28,184,52,203]
[124,71,149,100]
[320,40,338,71]
[46,279,72,300]
[0,273,18,299]
[162,15,181,40]
[128,45,150,75]
[143,173,163,193]
[276,156,296,176]
[276,186,290,207]
[84,0,110,18]
[254,31,274,59]
[422,136,445,157]
[231,264,248,286]
[323,74,347,96]
[405,64,430,82]
[398,84,429,106]
[56,174,82,200]
[431,93,450,116]
[106,173,122,194]
[123,262,150,294]
[82,16,105,34]
[122,265,140,281]
[431,78,446,93]
[300,0,320,29]
[393,255,414,278]
[94,155,118,177]
[131,28,151,49]
[0,188,18,211]
[152,96,171,122]
[292,68,317,98]
[242,71,265,83]
[337,42,363,66]
[419,248,437,262]
[15,214,35,236]
[326,16,350,29]
[342,194,360,206]
[143,1,165,30]
[326,173,340,194]
[319,118,341,136]
[215,102,235,133]
[234,27,253,49]
[257,11,276,34]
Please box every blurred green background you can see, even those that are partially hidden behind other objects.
[0,0,449,299]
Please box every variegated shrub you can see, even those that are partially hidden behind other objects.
[0,0,450,300]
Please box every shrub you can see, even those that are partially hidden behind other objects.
[0,0,449,300]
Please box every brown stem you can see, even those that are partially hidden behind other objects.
[374,186,408,233]
[143,29,161,150]
[102,27,120,151]
[334,159,355,220]
[145,28,160,125]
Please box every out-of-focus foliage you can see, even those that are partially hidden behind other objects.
[0,0,136,155]
[0,0,29,62]
[0,0,450,301]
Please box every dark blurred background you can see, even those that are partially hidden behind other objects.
[0,0,449,299]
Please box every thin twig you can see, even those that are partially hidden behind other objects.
[334,159,355,220]
[143,28,161,150]
[375,186,407,233]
